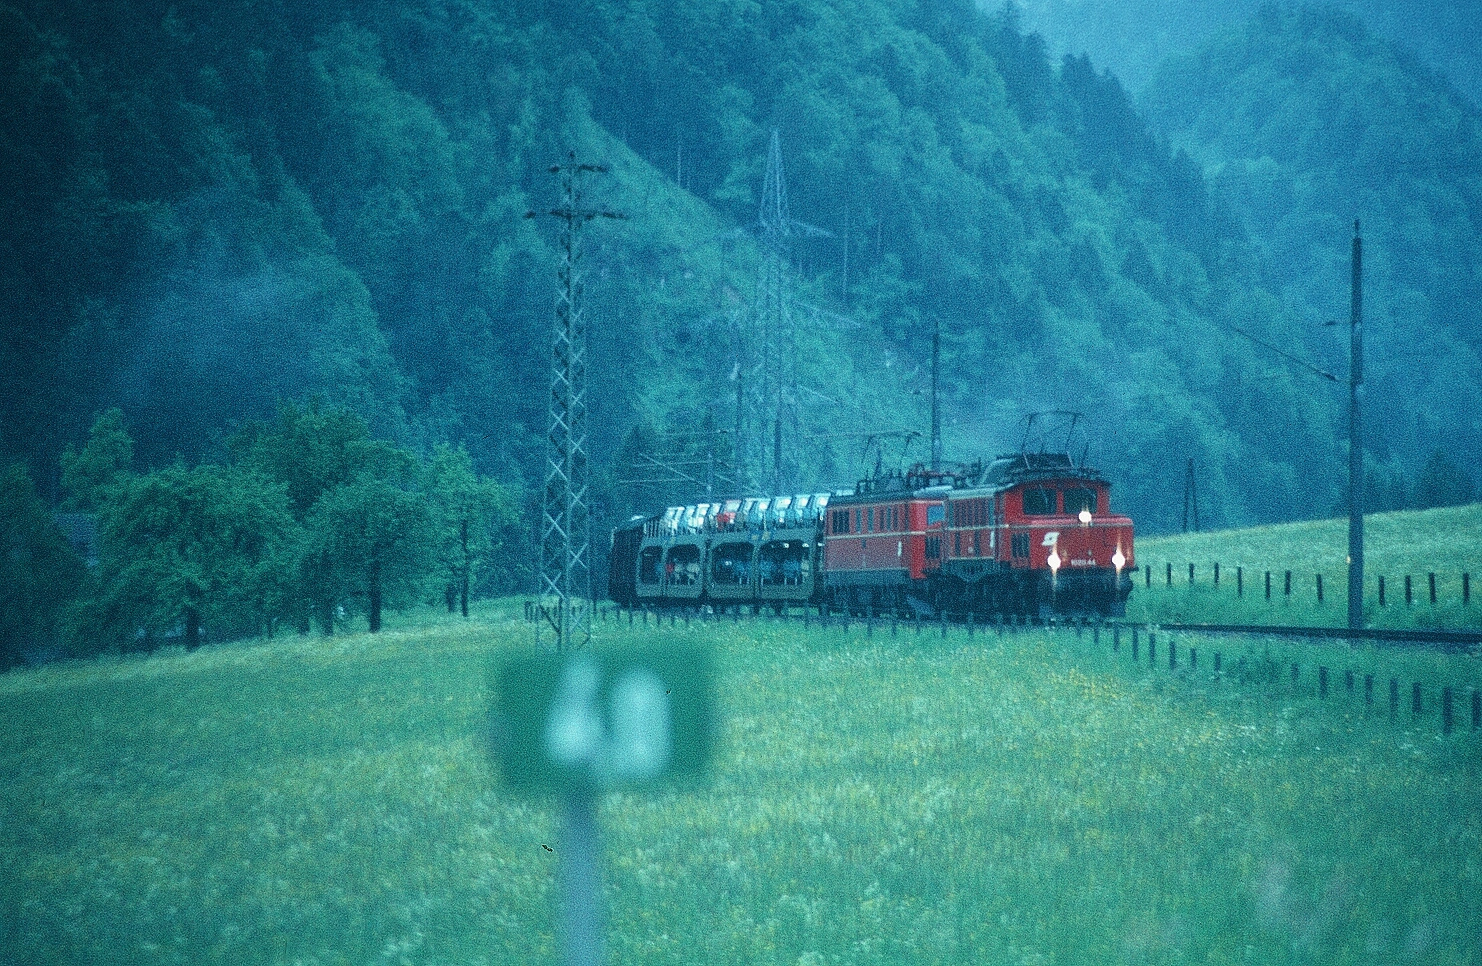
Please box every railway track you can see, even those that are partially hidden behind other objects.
[595,603,1481,652]
[1141,622,1482,653]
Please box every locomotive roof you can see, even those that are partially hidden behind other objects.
[834,463,972,503]
[959,452,1107,491]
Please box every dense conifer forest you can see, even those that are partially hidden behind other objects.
[2,0,1477,659]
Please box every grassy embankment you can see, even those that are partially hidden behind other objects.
[3,600,1480,965]
[1128,503,1482,630]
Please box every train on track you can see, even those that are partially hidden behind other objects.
[608,434,1135,618]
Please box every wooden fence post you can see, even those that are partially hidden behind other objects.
[1389,678,1399,718]
[1145,564,1151,588]
[1345,669,1354,693]
[1237,566,1243,597]
[1405,575,1413,605]
[1429,572,1437,605]
[1291,663,1299,686]
[1472,688,1480,730]
[1132,629,1139,662]
[1214,651,1222,674]
[1284,571,1292,597]
[1379,576,1386,606]
[1412,682,1423,716]
[1166,563,1173,587]
[1113,625,1120,652]
[1149,633,1156,667]
[1316,574,1324,604]
[1265,571,1272,600]
[1214,563,1220,587]
[1465,572,1471,605]
[1169,640,1177,670]
[1188,563,1195,586]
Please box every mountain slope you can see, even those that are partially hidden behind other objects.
[1143,4,1482,500]
[9,0,1465,537]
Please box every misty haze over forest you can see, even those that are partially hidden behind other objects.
[2,0,1480,655]
[1008,0,1482,105]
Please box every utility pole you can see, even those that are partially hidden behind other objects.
[1347,221,1364,631]
[529,153,623,652]
[930,315,942,468]
[1182,458,1200,533]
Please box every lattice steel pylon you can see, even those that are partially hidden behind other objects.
[755,129,796,494]
[529,153,623,651]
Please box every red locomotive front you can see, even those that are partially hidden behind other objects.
[939,453,1135,617]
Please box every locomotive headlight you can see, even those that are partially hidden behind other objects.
[1112,546,1126,572]
[1078,508,1092,526]
[1047,547,1061,573]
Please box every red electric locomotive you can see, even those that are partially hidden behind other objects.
[821,464,959,616]
[935,452,1135,617]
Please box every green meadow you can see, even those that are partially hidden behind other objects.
[2,605,1480,965]
[1129,503,1482,630]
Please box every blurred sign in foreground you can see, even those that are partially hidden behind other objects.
[493,647,715,794]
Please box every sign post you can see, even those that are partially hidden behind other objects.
[491,648,715,966]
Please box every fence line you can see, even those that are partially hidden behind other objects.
[1151,563,1473,609]
[551,602,1479,739]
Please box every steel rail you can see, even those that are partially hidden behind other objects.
[1112,621,1482,653]
[600,604,1481,652]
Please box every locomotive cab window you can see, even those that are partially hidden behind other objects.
[1064,488,1097,515]
[1023,488,1057,516]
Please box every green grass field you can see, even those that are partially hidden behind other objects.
[3,602,1480,965]
[1128,503,1482,630]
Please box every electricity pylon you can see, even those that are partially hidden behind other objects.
[529,153,623,651]
[747,129,829,494]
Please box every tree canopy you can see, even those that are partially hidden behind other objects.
[3,0,1477,565]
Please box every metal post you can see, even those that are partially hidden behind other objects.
[559,790,603,966]
[931,315,942,468]
[1347,221,1365,630]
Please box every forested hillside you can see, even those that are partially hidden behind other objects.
[1008,0,1482,107]
[1143,4,1482,509]
[2,0,1478,645]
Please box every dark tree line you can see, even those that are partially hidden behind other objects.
[1,402,519,668]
